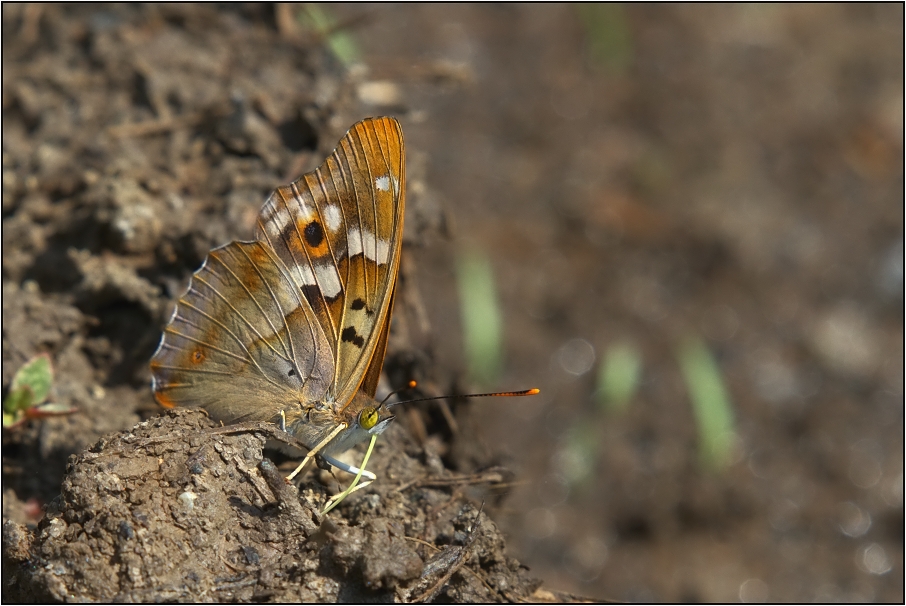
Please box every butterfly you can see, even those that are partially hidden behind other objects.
[150,117,405,502]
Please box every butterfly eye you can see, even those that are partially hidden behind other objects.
[358,407,379,430]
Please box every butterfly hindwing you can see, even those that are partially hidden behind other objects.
[255,117,405,407]
[150,241,334,423]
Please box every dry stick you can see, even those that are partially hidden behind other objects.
[405,537,500,601]
[411,507,485,603]
[403,536,438,551]
[394,468,512,493]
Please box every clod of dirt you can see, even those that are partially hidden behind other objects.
[3,409,544,602]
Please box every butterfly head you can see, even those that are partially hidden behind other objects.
[357,405,394,436]
[303,392,394,459]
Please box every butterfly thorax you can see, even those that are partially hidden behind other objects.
[285,390,394,458]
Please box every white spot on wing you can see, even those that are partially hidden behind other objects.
[261,200,293,240]
[324,205,342,233]
[374,237,391,264]
[314,263,342,298]
[290,263,316,286]
[347,227,391,265]
[375,176,390,192]
[348,227,363,257]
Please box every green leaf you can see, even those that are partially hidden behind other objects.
[5,354,53,412]
[4,354,56,427]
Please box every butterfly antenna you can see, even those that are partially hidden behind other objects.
[379,380,419,407]
[387,387,540,409]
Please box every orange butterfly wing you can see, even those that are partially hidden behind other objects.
[255,117,405,405]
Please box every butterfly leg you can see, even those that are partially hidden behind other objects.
[321,435,378,514]
[286,422,347,481]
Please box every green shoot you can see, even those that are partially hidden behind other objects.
[297,4,360,66]
[677,336,736,470]
[456,250,503,387]
[597,341,642,413]
[575,4,633,73]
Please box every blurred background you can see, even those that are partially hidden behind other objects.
[3,4,903,602]
[334,4,903,601]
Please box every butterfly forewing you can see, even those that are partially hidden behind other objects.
[255,117,405,405]
[360,285,396,398]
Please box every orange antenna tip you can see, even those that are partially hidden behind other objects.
[502,388,539,396]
